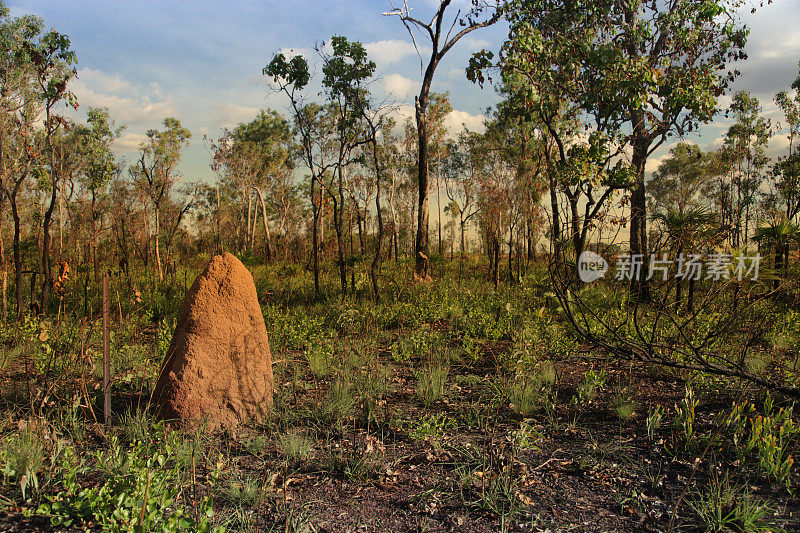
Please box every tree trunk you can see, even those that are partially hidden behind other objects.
[370,140,384,303]
[245,190,253,251]
[436,157,442,257]
[356,207,366,256]
[215,183,222,253]
[630,134,650,301]
[311,176,320,296]
[334,169,347,296]
[255,188,273,262]
[154,207,163,282]
[414,90,433,279]
[547,163,560,259]
[508,228,514,285]
[389,174,399,262]
[0,195,5,324]
[492,234,500,290]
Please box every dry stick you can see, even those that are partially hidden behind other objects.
[192,445,197,522]
[137,471,152,529]
[115,287,123,324]
[102,272,111,427]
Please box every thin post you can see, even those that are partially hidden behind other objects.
[103,272,110,427]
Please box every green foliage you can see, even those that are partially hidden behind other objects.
[572,369,607,406]
[415,364,449,406]
[457,456,524,529]
[724,396,799,489]
[304,334,335,378]
[0,428,48,499]
[218,472,261,507]
[264,304,326,351]
[37,434,224,532]
[676,384,699,447]
[118,408,154,445]
[646,405,665,441]
[500,369,553,417]
[611,390,637,421]
[510,422,542,453]
[685,473,781,533]
[279,430,313,464]
[405,413,456,442]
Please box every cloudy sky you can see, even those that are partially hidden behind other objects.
[6,0,800,182]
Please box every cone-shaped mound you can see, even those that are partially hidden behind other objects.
[152,253,273,429]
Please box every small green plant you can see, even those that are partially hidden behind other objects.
[646,405,665,441]
[240,434,270,457]
[685,472,781,532]
[458,462,524,532]
[118,408,154,444]
[320,376,357,427]
[0,428,48,499]
[416,364,449,406]
[505,375,549,417]
[611,390,637,421]
[746,397,798,489]
[305,335,334,378]
[676,384,699,447]
[391,329,439,364]
[324,445,379,481]
[219,471,261,507]
[511,422,542,452]
[38,435,224,532]
[571,368,607,405]
[406,413,456,441]
[279,430,312,464]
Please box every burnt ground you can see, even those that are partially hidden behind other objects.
[1,356,798,532]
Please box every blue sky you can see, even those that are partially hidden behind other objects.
[6,0,800,182]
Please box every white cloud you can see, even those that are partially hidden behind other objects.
[385,106,486,137]
[212,102,260,128]
[115,132,148,153]
[383,73,416,99]
[645,155,667,174]
[276,47,315,59]
[387,103,416,128]
[462,37,490,50]
[69,69,177,125]
[75,68,132,94]
[365,39,425,67]
[445,109,485,134]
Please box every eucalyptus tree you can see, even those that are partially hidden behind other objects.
[384,0,503,281]
[0,3,76,317]
[647,143,717,217]
[485,95,547,268]
[721,91,771,247]
[774,63,800,221]
[37,41,77,315]
[229,109,295,260]
[475,0,750,299]
[426,92,452,257]
[319,35,377,295]
[75,107,124,282]
[265,52,340,296]
[471,47,635,280]
[443,132,481,267]
[130,117,191,282]
[375,117,404,299]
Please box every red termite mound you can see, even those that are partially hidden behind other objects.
[152,253,273,429]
